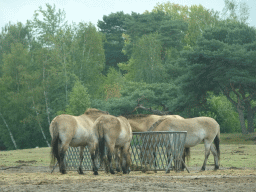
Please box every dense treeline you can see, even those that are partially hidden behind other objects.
[0,1,255,150]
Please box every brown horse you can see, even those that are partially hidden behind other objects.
[148,117,220,171]
[125,114,184,132]
[125,114,185,172]
[49,108,109,175]
[93,115,133,174]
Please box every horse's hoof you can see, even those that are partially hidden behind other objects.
[61,170,67,174]
[78,168,84,174]
[110,170,115,174]
[93,171,98,175]
[200,168,205,172]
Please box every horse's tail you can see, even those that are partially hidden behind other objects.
[148,118,167,131]
[214,130,220,160]
[96,118,106,163]
[50,119,60,167]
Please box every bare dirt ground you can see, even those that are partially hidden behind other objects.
[0,165,256,192]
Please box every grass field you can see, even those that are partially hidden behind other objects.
[0,133,255,169]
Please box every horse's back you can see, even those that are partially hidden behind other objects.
[49,114,78,138]
[159,116,219,132]
[95,115,132,146]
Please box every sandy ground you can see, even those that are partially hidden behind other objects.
[0,165,256,192]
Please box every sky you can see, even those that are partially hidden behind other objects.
[0,0,256,30]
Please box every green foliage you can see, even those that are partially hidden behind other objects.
[123,11,188,59]
[152,3,220,46]
[73,22,105,97]
[177,21,256,109]
[205,93,240,133]
[63,80,91,116]
[102,67,124,100]
[1,3,255,149]
[222,0,250,23]
[120,33,166,83]
[92,81,179,116]
[97,11,129,72]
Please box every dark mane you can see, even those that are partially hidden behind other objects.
[84,108,109,115]
[148,118,167,131]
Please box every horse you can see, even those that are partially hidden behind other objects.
[148,116,220,171]
[49,108,109,175]
[124,114,185,172]
[124,114,184,132]
[93,115,133,174]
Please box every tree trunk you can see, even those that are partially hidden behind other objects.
[0,111,17,149]
[236,106,248,134]
[43,63,51,126]
[245,101,255,133]
[32,96,50,147]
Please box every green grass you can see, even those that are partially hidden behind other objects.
[189,144,255,168]
[220,132,256,145]
[0,147,51,167]
[0,133,255,169]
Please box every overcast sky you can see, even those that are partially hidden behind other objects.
[0,0,255,30]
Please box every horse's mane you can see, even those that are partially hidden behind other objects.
[148,118,167,131]
[122,114,153,119]
[84,108,109,115]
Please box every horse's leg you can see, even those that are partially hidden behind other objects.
[78,146,85,174]
[89,143,99,175]
[115,148,121,172]
[59,141,70,174]
[107,144,115,174]
[121,143,131,174]
[201,141,212,171]
[210,144,219,170]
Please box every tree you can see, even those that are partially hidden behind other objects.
[92,81,179,116]
[103,67,123,101]
[177,21,256,134]
[97,12,130,72]
[119,33,165,83]
[0,22,31,77]
[73,22,105,97]
[123,11,188,59]
[152,3,220,47]
[59,80,91,116]
[222,0,250,23]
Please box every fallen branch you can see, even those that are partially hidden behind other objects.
[127,96,172,115]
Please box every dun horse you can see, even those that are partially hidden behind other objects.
[93,115,133,174]
[128,115,185,172]
[49,108,109,175]
[148,117,220,171]
[124,114,184,132]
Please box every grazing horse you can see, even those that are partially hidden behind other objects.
[148,117,220,171]
[93,115,133,174]
[125,114,185,172]
[124,114,184,132]
[49,108,109,175]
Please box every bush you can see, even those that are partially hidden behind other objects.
[206,93,240,133]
